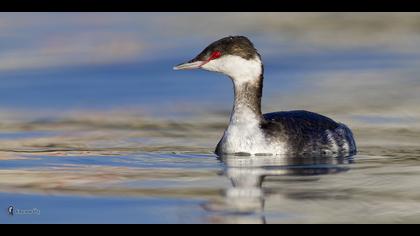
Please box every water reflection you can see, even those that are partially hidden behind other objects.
[204,155,355,224]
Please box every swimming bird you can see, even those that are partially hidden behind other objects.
[174,36,357,156]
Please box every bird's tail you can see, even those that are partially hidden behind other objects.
[338,123,357,155]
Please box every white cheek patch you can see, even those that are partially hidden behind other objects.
[201,55,262,84]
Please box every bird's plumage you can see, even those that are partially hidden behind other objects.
[174,35,357,157]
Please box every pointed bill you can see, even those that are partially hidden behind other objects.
[173,61,204,70]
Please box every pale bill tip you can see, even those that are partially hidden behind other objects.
[172,61,204,71]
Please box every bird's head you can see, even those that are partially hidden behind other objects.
[173,36,262,82]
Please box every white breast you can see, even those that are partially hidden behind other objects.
[219,107,287,155]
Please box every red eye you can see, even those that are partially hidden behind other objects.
[210,51,222,60]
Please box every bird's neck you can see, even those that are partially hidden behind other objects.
[229,72,264,125]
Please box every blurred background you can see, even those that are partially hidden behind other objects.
[0,13,420,115]
[1,12,420,147]
[1,12,420,224]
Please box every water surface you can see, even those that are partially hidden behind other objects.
[1,112,420,224]
[1,13,420,224]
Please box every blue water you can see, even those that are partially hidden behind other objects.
[2,13,420,224]
[0,192,207,224]
[0,49,413,110]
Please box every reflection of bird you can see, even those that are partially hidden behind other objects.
[174,36,357,156]
[8,206,14,216]
[202,155,353,223]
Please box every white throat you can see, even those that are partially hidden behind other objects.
[201,55,262,84]
[204,55,274,155]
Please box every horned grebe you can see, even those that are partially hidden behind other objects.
[174,36,357,156]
